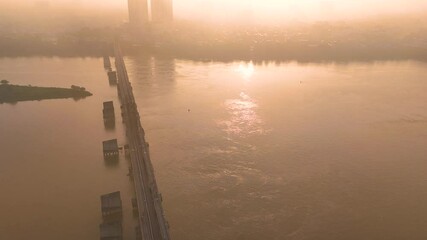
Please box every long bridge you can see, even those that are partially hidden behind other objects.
[114,42,170,240]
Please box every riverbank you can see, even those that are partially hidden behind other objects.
[2,15,427,63]
[0,84,92,103]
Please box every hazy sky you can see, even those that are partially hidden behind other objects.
[5,0,427,23]
[174,0,427,23]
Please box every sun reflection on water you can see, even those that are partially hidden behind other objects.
[237,62,255,79]
[219,92,264,137]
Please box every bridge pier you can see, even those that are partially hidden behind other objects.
[103,139,119,162]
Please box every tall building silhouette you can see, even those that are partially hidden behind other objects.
[128,0,149,27]
[151,0,173,23]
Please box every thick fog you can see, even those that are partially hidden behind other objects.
[2,0,427,24]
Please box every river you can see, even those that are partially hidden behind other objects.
[1,57,427,240]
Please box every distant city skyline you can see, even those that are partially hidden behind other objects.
[151,0,173,23]
[128,0,173,27]
[128,0,149,26]
[1,0,427,24]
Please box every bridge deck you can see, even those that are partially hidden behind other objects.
[114,43,170,240]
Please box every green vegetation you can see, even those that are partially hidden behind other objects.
[0,84,92,103]
[1,80,9,85]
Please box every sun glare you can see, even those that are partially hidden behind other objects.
[237,62,255,80]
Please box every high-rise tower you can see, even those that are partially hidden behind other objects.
[151,0,173,23]
[128,0,149,27]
